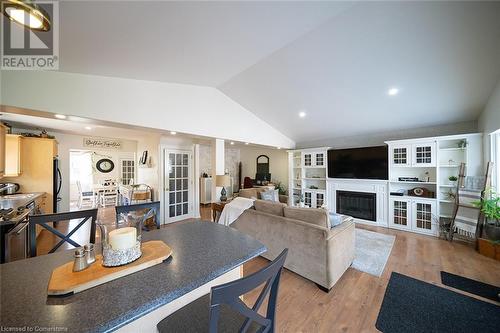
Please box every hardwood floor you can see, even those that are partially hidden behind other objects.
[36,205,500,332]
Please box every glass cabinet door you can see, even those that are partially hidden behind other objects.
[316,192,324,208]
[304,191,312,207]
[390,198,411,229]
[412,200,436,234]
[303,154,312,167]
[314,153,325,167]
[392,146,410,166]
[412,142,436,167]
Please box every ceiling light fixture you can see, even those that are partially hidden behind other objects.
[54,114,66,119]
[2,0,51,31]
[84,126,92,130]
[387,87,399,96]
[170,131,177,135]
[298,111,307,118]
[277,147,281,150]
[245,142,249,145]
[230,142,235,145]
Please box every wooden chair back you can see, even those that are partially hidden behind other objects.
[208,249,288,333]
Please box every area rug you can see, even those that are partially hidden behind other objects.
[441,271,500,302]
[352,228,395,277]
[376,272,500,333]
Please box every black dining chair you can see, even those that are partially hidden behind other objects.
[29,209,98,257]
[157,249,288,333]
[115,201,161,229]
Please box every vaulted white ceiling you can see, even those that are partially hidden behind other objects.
[59,1,351,86]
[45,2,500,144]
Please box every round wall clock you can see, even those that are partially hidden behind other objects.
[96,158,114,173]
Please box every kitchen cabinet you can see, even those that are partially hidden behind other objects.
[5,134,22,177]
[2,137,58,214]
[0,124,6,178]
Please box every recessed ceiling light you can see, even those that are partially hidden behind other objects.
[387,87,399,96]
[298,111,307,118]
[277,147,281,150]
[170,131,177,135]
[84,126,92,130]
[54,114,66,119]
[245,142,249,145]
[3,1,51,31]
[230,141,235,145]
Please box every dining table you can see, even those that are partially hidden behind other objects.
[0,222,266,332]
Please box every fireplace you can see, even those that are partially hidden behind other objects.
[336,191,377,222]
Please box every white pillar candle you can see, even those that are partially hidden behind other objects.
[108,227,137,250]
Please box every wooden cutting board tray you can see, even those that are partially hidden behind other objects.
[47,240,172,296]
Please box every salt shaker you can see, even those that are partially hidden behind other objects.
[73,248,89,272]
[84,243,96,265]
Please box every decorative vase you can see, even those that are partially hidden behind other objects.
[98,213,144,267]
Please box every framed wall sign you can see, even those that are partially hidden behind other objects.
[83,137,123,150]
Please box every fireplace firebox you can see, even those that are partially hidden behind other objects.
[336,191,377,222]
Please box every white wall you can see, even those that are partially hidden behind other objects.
[1,71,295,148]
[297,120,478,149]
[136,134,161,201]
[478,80,500,135]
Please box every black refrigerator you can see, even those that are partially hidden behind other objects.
[53,158,62,213]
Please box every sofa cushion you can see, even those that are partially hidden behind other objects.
[283,207,330,229]
[239,188,258,200]
[254,199,286,216]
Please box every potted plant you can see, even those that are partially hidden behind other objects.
[473,189,500,241]
[274,181,287,196]
[448,175,458,186]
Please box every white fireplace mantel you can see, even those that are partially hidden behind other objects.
[327,178,388,226]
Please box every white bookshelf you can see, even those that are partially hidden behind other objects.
[288,147,329,207]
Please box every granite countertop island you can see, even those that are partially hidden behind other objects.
[0,222,266,332]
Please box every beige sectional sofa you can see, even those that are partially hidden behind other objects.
[231,199,355,291]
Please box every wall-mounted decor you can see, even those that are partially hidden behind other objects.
[96,158,115,173]
[83,137,123,150]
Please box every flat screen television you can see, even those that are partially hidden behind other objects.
[328,146,388,180]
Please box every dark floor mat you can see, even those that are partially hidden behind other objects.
[441,271,500,302]
[376,272,500,333]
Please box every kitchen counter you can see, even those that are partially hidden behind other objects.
[0,222,266,332]
[0,192,45,211]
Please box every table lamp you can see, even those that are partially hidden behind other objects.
[216,175,231,202]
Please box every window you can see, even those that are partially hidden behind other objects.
[121,159,135,185]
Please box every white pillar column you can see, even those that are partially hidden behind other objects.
[211,139,225,202]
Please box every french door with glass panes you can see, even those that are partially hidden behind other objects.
[164,150,193,223]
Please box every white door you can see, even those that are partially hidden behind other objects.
[412,142,436,167]
[389,198,412,230]
[303,153,312,167]
[304,190,313,207]
[164,150,193,223]
[411,199,437,235]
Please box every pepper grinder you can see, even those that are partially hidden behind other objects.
[84,243,96,265]
[73,248,89,272]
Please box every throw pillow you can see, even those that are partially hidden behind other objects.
[329,213,344,227]
[261,189,278,202]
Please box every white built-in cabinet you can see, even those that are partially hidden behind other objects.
[389,197,437,235]
[386,133,482,237]
[390,141,436,167]
[302,151,325,167]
